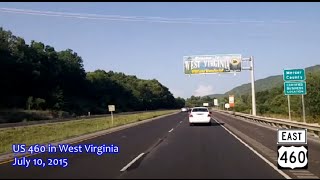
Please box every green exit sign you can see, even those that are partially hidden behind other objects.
[283,69,305,81]
[284,82,307,95]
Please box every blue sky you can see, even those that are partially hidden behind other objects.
[1,2,319,98]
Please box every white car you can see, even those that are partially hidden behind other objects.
[181,107,188,112]
[189,107,211,126]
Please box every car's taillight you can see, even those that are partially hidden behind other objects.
[208,114,211,117]
[189,114,193,117]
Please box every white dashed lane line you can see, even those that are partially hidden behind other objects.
[120,153,145,172]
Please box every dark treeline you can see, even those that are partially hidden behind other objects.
[0,27,185,117]
[185,96,213,108]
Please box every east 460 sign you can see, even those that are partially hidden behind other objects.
[277,146,308,169]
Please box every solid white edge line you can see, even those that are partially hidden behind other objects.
[120,153,145,172]
[169,128,174,133]
[296,175,319,178]
[294,173,316,176]
[212,118,292,179]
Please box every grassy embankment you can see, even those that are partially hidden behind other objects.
[0,110,178,154]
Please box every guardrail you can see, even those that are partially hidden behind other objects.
[0,109,173,129]
[212,109,320,137]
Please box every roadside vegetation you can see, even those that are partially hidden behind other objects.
[0,27,185,123]
[0,110,177,154]
[185,70,320,124]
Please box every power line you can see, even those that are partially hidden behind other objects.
[0,7,296,25]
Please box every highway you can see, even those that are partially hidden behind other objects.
[0,112,319,179]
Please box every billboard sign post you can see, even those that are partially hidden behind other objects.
[183,54,256,116]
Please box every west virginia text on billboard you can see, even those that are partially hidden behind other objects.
[183,54,242,75]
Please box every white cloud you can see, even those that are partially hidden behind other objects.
[193,84,214,97]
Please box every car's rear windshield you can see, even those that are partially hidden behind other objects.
[192,108,208,112]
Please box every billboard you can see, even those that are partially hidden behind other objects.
[229,95,235,108]
[203,103,209,107]
[184,54,242,75]
[214,99,218,106]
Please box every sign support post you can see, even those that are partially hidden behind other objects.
[111,111,114,126]
[108,105,115,126]
[250,56,256,116]
[287,95,291,120]
[240,56,256,116]
[302,95,306,123]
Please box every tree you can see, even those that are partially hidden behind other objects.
[175,97,186,108]
[34,98,46,110]
[26,96,33,110]
[305,71,320,119]
[0,27,219,122]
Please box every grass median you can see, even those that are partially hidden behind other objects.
[0,110,178,154]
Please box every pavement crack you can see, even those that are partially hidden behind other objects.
[145,138,164,154]
[119,122,180,176]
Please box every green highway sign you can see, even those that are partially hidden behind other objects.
[284,82,307,95]
[283,69,305,81]
[283,68,307,122]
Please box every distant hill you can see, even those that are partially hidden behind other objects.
[225,74,283,96]
[207,65,320,97]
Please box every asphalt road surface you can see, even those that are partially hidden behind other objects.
[211,111,320,179]
[0,111,318,179]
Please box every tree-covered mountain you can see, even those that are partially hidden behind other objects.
[0,27,185,122]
